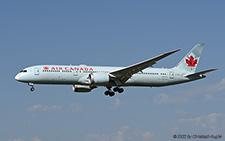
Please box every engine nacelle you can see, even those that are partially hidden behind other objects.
[89,73,110,85]
[72,85,92,92]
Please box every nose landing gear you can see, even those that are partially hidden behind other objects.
[28,83,35,91]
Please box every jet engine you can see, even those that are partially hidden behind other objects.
[88,73,110,85]
[72,85,92,92]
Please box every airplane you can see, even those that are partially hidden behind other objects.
[15,43,217,97]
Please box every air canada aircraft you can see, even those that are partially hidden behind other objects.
[15,44,217,97]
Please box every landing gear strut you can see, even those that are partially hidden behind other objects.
[28,83,35,91]
[104,86,124,97]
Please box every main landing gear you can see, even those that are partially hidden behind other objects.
[104,86,124,97]
[28,82,35,91]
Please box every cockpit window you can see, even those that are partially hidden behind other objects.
[20,70,27,73]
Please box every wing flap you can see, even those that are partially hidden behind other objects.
[110,48,181,84]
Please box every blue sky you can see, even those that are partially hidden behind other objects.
[1,1,225,141]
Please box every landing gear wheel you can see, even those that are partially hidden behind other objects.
[109,92,115,97]
[113,87,119,92]
[113,87,124,93]
[30,87,35,91]
[104,91,110,96]
[118,88,124,93]
[105,87,116,97]
[104,91,115,97]
[28,83,35,92]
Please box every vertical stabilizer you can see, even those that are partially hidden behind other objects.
[175,43,204,73]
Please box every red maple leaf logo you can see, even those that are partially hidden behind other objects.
[186,56,198,67]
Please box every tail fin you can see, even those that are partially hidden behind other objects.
[175,43,204,73]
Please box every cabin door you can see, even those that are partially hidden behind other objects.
[34,68,40,75]
[169,71,174,79]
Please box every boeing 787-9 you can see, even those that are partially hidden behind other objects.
[15,44,217,97]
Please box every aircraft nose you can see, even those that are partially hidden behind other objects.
[15,74,20,81]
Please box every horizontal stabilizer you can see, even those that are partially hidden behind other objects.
[184,69,218,77]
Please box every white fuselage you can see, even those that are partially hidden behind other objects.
[15,65,204,87]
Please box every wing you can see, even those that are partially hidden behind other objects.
[109,49,181,85]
